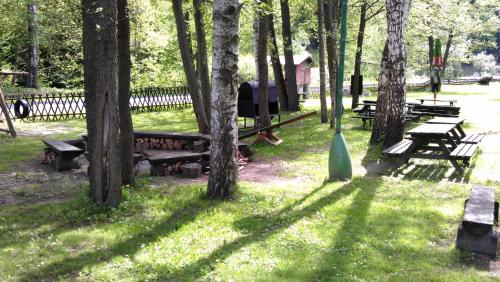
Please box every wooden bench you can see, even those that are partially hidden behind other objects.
[147,150,207,176]
[450,143,478,161]
[43,140,84,171]
[456,186,499,257]
[460,134,484,144]
[382,139,414,156]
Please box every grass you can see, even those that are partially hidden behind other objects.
[0,83,499,281]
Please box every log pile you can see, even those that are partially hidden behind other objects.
[151,161,187,177]
[134,137,193,153]
[42,149,56,165]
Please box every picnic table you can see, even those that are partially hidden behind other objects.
[419,98,457,106]
[383,121,480,173]
[352,100,419,128]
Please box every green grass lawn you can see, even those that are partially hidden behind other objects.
[0,84,499,281]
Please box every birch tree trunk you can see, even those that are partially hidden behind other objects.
[253,16,260,80]
[280,0,300,111]
[317,0,328,123]
[267,4,288,111]
[351,3,366,109]
[118,0,135,186]
[193,0,212,123]
[257,1,271,127]
[26,1,39,89]
[172,0,210,134]
[207,0,241,199]
[82,0,122,207]
[370,0,411,147]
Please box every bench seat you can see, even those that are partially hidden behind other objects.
[382,139,414,156]
[147,150,206,165]
[43,140,83,171]
[450,143,478,160]
[460,134,484,144]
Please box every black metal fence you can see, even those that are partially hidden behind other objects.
[1,86,192,122]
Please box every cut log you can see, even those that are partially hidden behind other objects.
[181,163,202,178]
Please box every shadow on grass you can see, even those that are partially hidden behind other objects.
[19,194,218,281]
[157,179,362,279]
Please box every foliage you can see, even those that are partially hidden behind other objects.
[471,52,496,76]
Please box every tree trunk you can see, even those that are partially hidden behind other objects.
[324,0,339,129]
[317,0,328,123]
[257,0,271,127]
[351,2,366,109]
[26,2,39,89]
[172,0,210,134]
[207,0,241,199]
[280,0,300,111]
[268,4,288,111]
[253,15,260,79]
[428,35,433,82]
[82,0,122,207]
[117,0,134,186]
[370,0,411,147]
[442,33,453,77]
[193,0,211,124]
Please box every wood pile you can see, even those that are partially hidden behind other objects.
[42,149,56,166]
[135,137,192,153]
[151,161,186,177]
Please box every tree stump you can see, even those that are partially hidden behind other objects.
[181,163,202,178]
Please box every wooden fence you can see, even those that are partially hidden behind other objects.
[1,86,192,122]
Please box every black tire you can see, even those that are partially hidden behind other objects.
[14,99,30,119]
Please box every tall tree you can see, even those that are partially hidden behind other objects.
[82,0,122,207]
[26,1,39,89]
[324,0,340,129]
[257,0,271,127]
[370,0,411,147]
[117,0,134,186]
[428,35,433,80]
[193,0,211,123]
[317,0,328,123]
[207,0,241,199]
[280,0,300,111]
[351,0,384,109]
[267,2,288,111]
[172,0,210,134]
[442,33,453,77]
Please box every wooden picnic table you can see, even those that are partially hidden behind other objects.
[419,98,457,106]
[425,117,484,143]
[384,122,478,173]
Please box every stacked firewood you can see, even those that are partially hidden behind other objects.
[135,138,190,153]
[42,149,56,165]
[152,162,185,176]
[237,151,250,170]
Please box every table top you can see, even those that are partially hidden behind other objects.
[407,123,457,136]
[426,117,465,125]
[413,104,460,110]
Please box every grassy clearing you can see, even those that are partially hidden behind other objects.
[0,84,499,280]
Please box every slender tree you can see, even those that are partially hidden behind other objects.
[82,0,122,207]
[324,0,340,128]
[257,0,271,127]
[317,0,328,123]
[442,33,453,77]
[117,0,134,186]
[351,0,384,109]
[172,0,210,134]
[207,0,241,199]
[267,2,288,111]
[370,0,411,147]
[280,0,300,111]
[193,0,211,123]
[26,1,39,89]
[428,35,434,81]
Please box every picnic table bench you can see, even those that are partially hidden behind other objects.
[426,117,484,144]
[383,121,480,173]
[419,98,457,106]
[410,104,460,118]
[43,140,83,171]
[352,101,420,128]
[456,186,499,257]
